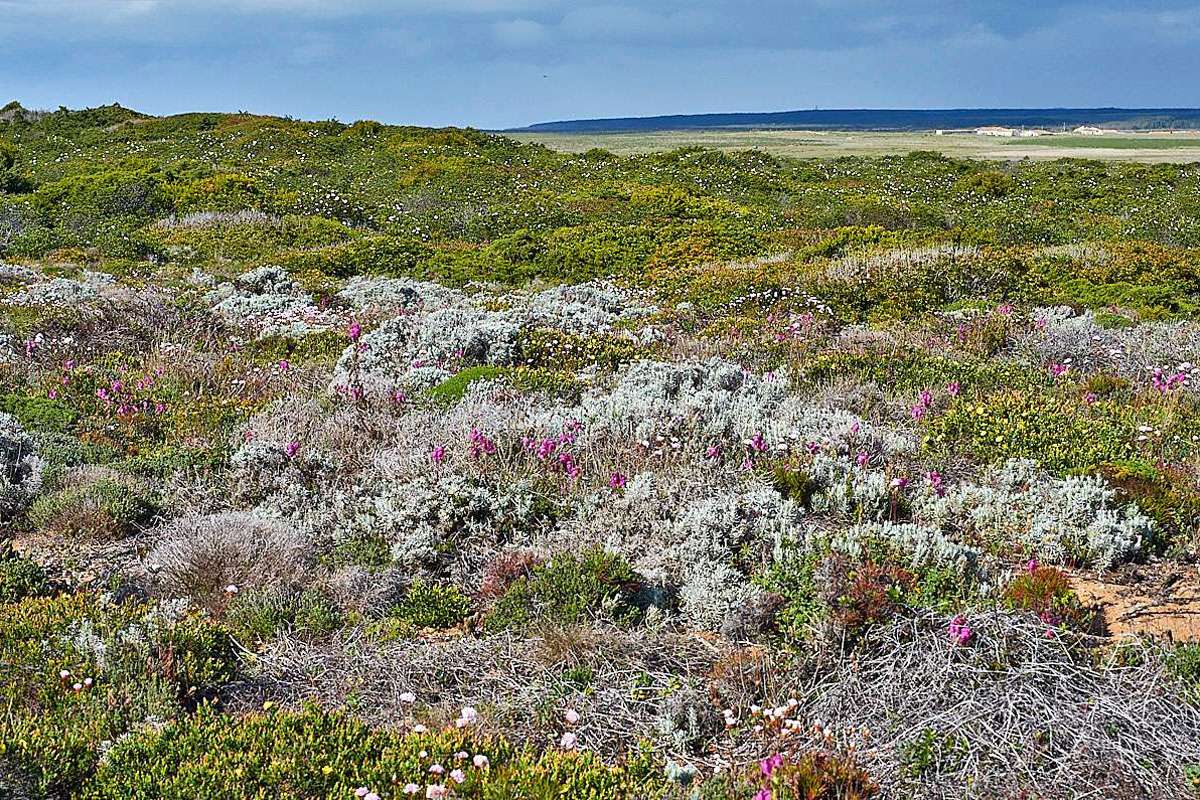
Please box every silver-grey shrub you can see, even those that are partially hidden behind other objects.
[0,412,44,518]
[146,512,313,605]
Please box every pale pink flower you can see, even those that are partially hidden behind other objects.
[403,785,421,795]
[449,769,466,784]
[559,731,578,749]
[564,708,580,724]
[472,754,489,769]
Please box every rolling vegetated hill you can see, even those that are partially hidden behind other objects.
[5,103,1200,799]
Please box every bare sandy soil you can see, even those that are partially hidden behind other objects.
[1071,567,1200,641]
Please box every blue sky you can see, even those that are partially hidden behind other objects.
[1,1,1198,129]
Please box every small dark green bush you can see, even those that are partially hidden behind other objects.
[387,579,472,630]
[485,548,641,632]
[27,479,159,538]
[1165,643,1200,704]
[0,556,50,602]
[225,587,342,644]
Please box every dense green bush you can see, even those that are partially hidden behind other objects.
[924,391,1134,474]
[27,478,160,538]
[485,548,642,632]
[0,555,50,602]
[81,706,662,800]
[387,579,472,630]
[426,365,580,405]
[225,587,343,644]
[0,593,235,796]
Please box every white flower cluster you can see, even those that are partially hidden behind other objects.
[207,265,338,338]
[3,275,100,307]
[914,459,1152,569]
[0,262,38,285]
[0,411,44,517]
[1019,306,1200,385]
[524,281,657,335]
[337,275,465,314]
[331,307,523,395]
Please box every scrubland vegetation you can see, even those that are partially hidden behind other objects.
[5,101,1200,798]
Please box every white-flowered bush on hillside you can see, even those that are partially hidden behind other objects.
[0,412,44,517]
[915,458,1152,568]
[334,471,548,577]
[332,307,524,395]
[578,358,788,444]
[336,275,465,313]
[207,265,338,337]
[821,520,983,581]
[1019,306,1200,386]
[525,281,657,335]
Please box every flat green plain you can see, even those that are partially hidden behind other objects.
[513,129,1200,162]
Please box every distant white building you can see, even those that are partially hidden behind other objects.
[1017,129,1047,138]
[976,126,1018,137]
[1074,126,1108,136]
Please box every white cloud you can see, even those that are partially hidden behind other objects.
[493,18,548,48]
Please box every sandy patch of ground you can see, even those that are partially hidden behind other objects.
[1071,565,1200,641]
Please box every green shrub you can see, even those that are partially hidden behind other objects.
[1165,643,1200,704]
[924,391,1134,475]
[757,548,823,641]
[0,555,50,602]
[0,593,235,796]
[1095,460,1200,553]
[900,728,967,778]
[225,587,342,644]
[1,392,78,434]
[485,548,642,632]
[764,751,879,799]
[426,365,579,405]
[388,580,471,630]
[81,706,662,800]
[323,533,392,569]
[26,478,160,538]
